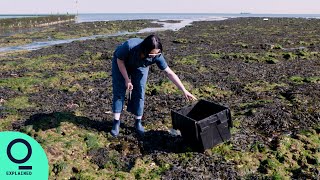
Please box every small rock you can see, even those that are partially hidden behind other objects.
[66,103,79,109]
[72,167,79,173]
[169,128,181,137]
[10,73,19,77]
[149,162,156,168]
[0,98,6,104]
[88,88,94,92]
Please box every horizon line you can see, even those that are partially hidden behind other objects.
[1,12,320,15]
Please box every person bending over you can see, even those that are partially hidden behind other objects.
[111,34,197,137]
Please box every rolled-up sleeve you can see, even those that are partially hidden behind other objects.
[115,41,130,61]
[155,55,168,70]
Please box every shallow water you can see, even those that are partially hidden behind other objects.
[0,17,227,53]
[0,31,135,52]
[3,12,319,53]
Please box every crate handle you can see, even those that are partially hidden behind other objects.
[195,123,199,141]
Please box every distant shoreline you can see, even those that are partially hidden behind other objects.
[1,13,320,17]
[0,15,76,31]
[0,14,74,16]
[1,13,319,24]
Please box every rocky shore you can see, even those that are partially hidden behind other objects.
[0,17,320,179]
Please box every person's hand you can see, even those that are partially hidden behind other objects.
[125,79,133,90]
[183,90,197,101]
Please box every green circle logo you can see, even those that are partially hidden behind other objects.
[0,132,49,180]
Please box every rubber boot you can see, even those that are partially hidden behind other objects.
[135,119,145,136]
[110,119,120,137]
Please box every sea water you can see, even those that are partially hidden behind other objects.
[1,13,320,52]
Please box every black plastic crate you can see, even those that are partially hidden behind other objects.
[171,99,232,151]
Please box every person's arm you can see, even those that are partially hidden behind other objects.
[164,66,197,101]
[117,59,133,90]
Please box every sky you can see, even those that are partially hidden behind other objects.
[0,0,319,14]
